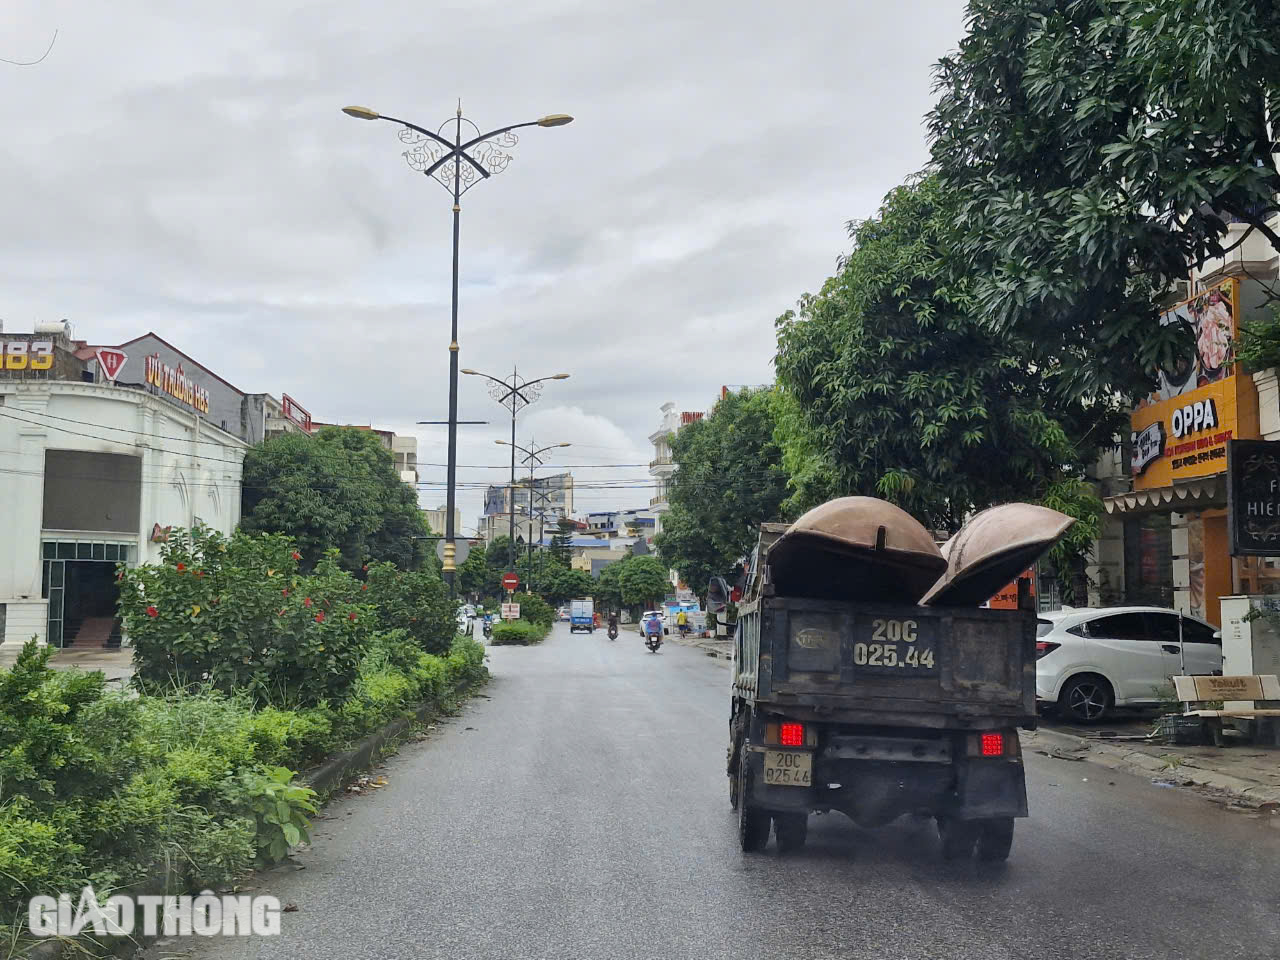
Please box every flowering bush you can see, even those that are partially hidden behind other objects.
[119,526,374,707]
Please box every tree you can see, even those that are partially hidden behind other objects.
[595,557,628,613]
[773,174,1103,557]
[483,536,516,595]
[548,518,575,569]
[457,540,490,598]
[654,388,791,593]
[536,565,595,607]
[928,0,1280,405]
[619,556,670,611]
[240,428,429,572]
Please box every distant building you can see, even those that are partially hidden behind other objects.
[648,402,703,534]
[484,472,574,520]
[423,505,463,538]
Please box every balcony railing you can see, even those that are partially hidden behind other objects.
[650,496,667,507]
[649,457,673,469]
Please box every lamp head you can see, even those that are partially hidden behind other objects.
[552,373,571,379]
[461,368,478,375]
[536,114,574,127]
[342,105,381,120]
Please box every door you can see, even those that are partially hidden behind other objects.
[1143,612,1195,684]
[1083,612,1168,702]
[1148,613,1223,677]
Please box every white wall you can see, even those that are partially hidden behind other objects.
[0,382,246,646]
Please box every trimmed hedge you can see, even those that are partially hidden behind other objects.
[490,619,550,645]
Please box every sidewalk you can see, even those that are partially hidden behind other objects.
[0,642,134,684]
[1027,722,1280,808]
[669,632,733,661]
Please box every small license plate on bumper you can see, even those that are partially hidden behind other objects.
[762,750,812,787]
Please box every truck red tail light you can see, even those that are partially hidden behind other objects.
[980,732,1005,757]
[779,722,805,747]
[1035,641,1061,660]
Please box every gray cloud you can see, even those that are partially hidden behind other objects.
[2,0,967,525]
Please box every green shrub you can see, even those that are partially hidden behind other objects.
[120,526,374,707]
[364,562,454,655]
[517,594,555,628]
[0,800,86,903]
[490,620,547,645]
[235,766,317,864]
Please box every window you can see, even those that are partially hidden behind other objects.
[1144,613,1182,643]
[1178,618,1220,645]
[1036,620,1054,638]
[1086,613,1150,641]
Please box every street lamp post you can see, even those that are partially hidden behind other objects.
[342,103,572,596]
[496,439,570,595]
[462,367,569,571]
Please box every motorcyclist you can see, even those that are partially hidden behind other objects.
[608,611,619,631]
[643,611,663,645]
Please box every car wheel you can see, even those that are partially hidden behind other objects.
[737,744,770,852]
[1058,674,1114,724]
[975,817,1014,862]
[937,816,977,861]
[774,813,808,854]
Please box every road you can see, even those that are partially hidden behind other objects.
[180,623,1280,960]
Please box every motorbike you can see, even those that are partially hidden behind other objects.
[482,619,493,640]
[645,632,662,653]
[607,621,618,641]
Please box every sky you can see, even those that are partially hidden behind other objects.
[1,0,969,529]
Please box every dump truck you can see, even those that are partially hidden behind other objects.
[727,497,1073,860]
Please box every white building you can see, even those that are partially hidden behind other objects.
[423,505,464,538]
[0,379,247,648]
[648,402,703,534]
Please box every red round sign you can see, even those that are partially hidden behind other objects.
[502,572,519,591]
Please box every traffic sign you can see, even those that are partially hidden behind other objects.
[502,572,519,592]
[501,602,521,621]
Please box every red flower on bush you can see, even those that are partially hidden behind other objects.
[145,605,158,618]
[348,612,357,622]
[195,570,206,578]
[362,564,368,572]
[282,588,289,597]
[314,612,325,623]
[278,608,286,616]
[361,584,368,591]
[176,563,186,573]
[116,571,124,582]
[292,552,301,561]
[304,597,313,608]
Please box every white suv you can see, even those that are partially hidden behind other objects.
[1036,606,1222,723]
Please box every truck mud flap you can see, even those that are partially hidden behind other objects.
[953,760,1027,819]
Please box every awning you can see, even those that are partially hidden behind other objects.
[1102,475,1227,515]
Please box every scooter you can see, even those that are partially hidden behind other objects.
[482,619,493,640]
[607,621,618,641]
[645,632,662,653]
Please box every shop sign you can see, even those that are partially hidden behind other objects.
[1131,279,1259,490]
[987,568,1035,610]
[144,354,210,414]
[281,394,312,432]
[1227,440,1280,555]
[0,339,54,373]
[1131,421,1165,475]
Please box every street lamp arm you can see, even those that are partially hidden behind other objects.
[458,120,543,153]
[377,113,492,181]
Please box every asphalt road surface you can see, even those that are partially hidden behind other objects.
[180,623,1280,960]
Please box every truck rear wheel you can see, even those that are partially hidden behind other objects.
[774,813,808,854]
[737,748,770,852]
[937,816,978,860]
[975,817,1014,862]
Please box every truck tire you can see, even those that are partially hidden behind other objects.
[975,817,1014,862]
[774,813,808,854]
[937,816,978,861]
[737,748,770,852]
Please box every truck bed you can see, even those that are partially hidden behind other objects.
[732,595,1036,729]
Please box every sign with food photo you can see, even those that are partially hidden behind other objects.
[1130,279,1260,490]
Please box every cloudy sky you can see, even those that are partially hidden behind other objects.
[2,0,968,528]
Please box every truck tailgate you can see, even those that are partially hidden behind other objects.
[742,597,1035,724]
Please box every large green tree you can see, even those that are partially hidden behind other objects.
[929,0,1280,402]
[773,174,1103,557]
[240,428,429,572]
[619,555,671,611]
[548,518,575,569]
[654,388,791,593]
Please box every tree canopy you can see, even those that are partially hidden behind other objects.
[240,428,429,572]
[619,555,671,611]
[654,388,791,592]
[773,174,1103,558]
[929,0,1280,403]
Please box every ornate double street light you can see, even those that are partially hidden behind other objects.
[342,102,573,596]
[462,367,570,570]
[495,440,570,594]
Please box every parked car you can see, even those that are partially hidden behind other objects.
[1036,606,1222,723]
[637,610,668,636]
[557,607,570,622]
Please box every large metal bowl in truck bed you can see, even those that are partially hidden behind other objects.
[727,498,1073,861]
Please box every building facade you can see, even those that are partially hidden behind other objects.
[423,505,464,538]
[1095,210,1280,626]
[648,402,703,534]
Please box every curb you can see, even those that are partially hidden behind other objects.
[669,635,733,661]
[1026,726,1280,807]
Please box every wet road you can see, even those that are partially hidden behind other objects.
[183,623,1280,960]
